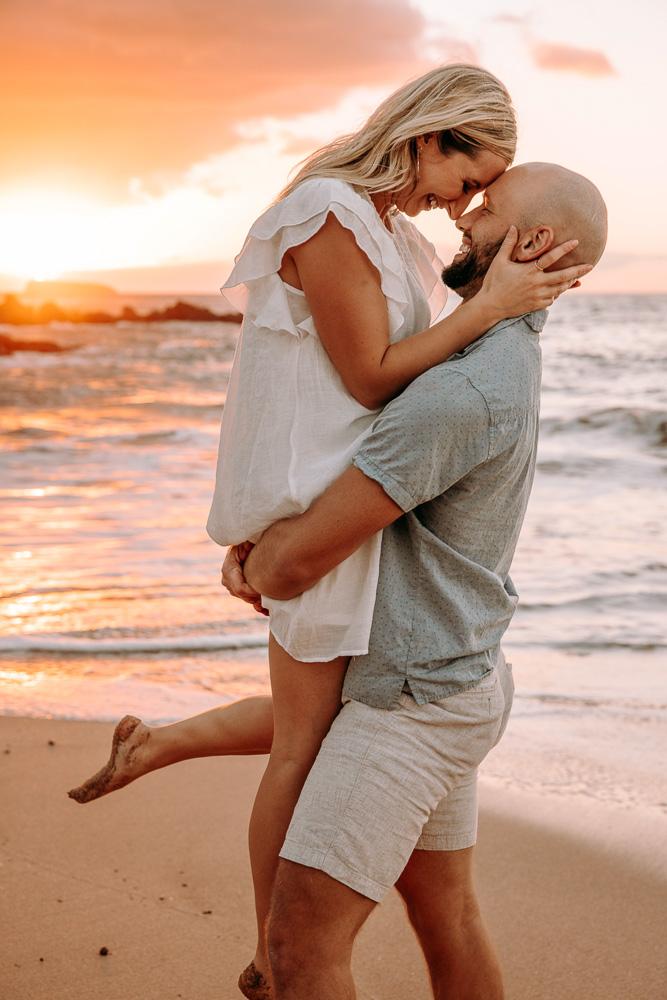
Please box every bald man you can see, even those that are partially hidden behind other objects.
[225,163,608,1000]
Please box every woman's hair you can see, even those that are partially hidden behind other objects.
[278,64,517,202]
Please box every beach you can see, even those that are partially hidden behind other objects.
[2,714,665,1000]
[1,292,666,996]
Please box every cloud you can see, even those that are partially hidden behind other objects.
[427,35,479,65]
[491,13,528,25]
[0,0,430,196]
[530,41,616,77]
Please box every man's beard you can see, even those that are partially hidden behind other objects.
[441,236,505,300]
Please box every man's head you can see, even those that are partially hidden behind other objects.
[442,162,608,300]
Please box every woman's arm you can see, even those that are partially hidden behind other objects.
[286,214,589,410]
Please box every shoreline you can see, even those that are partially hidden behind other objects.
[2,715,666,1000]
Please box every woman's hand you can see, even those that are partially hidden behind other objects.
[477,225,593,321]
[221,542,268,616]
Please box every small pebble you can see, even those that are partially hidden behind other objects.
[47,740,55,746]
[99,947,109,956]
[39,957,44,962]
[181,882,188,887]
[202,909,212,915]
[4,748,10,754]
[158,896,165,901]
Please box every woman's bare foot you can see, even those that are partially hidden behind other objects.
[238,962,272,1000]
[68,715,152,803]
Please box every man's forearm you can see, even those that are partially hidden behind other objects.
[243,465,404,600]
[244,517,309,600]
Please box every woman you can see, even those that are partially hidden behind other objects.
[69,65,587,998]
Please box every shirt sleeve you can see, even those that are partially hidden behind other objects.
[352,367,492,512]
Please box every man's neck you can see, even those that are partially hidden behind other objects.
[456,279,483,302]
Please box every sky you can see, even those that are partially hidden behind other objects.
[1,0,665,294]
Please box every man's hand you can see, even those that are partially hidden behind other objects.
[221,542,268,615]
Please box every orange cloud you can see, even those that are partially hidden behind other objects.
[531,41,616,76]
[0,0,430,197]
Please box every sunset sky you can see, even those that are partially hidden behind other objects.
[1,0,665,294]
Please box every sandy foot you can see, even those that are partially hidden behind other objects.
[68,715,150,803]
[238,961,272,1000]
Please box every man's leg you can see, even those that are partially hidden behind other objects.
[266,672,506,998]
[396,846,503,1000]
[392,653,514,999]
[267,859,375,1000]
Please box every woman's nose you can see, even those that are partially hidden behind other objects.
[447,192,475,220]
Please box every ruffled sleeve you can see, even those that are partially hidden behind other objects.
[220,177,411,338]
[393,216,448,325]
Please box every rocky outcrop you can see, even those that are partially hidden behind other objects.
[0,294,242,326]
[0,332,69,355]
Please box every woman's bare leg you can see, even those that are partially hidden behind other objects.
[246,634,347,987]
[68,696,275,803]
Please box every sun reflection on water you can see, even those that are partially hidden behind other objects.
[0,669,43,688]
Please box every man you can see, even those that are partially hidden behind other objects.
[224,162,607,1000]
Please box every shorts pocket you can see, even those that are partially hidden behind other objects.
[457,670,498,695]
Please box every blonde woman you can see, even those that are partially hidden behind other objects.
[70,65,587,997]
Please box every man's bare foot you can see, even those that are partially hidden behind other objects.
[238,961,272,1000]
[68,715,151,803]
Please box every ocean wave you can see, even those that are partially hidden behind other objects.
[2,425,66,440]
[541,407,667,446]
[0,581,217,601]
[516,690,667,712]
[519,589,667,613]
[513,637,666,652]
[0,634,269,654]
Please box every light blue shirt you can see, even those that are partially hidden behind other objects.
[344,310,546,709]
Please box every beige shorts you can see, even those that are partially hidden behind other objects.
[280,653,514,902]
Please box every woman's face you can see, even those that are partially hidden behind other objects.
[393,140,508,221]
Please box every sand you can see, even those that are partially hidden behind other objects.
[1,715,665,1000]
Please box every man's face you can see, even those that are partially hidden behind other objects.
[442,172,523,299]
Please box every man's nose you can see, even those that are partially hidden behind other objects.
[447,191,475,221]
[455,203,482,232]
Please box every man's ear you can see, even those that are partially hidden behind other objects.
[514,225,555,262]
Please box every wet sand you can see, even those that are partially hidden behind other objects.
[1,715,665,999]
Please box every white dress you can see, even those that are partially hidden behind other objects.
[207,177,446,661]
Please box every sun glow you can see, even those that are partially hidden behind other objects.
[0,189,105,280]
[0,186,179,283]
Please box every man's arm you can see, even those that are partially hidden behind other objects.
[232,365,493,604]
[243,465,403,600]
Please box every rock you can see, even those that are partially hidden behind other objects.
[0,333,68,355]
[142,300,241,323]
[79,310,117,324]
[0,294,34,324]
[0,293,242,327]
[35,301,68,323]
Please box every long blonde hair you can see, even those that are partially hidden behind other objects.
[278,64,516,202]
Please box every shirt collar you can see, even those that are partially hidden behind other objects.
[458,309,547,356]
[491,309,548,334]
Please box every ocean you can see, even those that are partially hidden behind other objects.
[1,293,666,824]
